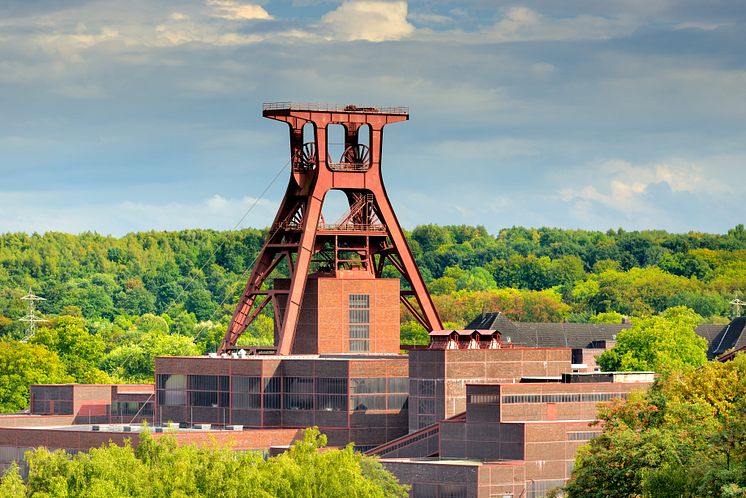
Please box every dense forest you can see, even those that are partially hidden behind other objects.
[1,224,745,411]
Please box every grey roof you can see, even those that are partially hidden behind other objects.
[465,312,628,349]
[466,311,738,357]
[708,317,746,359]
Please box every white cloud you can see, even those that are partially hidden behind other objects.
[408,12,453,25]
[207,0,272,21]
[558,159,731,218]
[487,6,634,42]
[321,1,415,42]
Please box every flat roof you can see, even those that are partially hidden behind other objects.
[2,424,257,434]
[162,354,406,361]
[379,457,525,467]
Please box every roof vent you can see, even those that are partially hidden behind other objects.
[506,336,512,343]
[92,425,109,432]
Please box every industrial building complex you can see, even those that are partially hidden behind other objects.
[2,104,745,497]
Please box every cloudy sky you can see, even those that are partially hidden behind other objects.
[1,0,745,235]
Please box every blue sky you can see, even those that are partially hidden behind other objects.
[1,0,745,235]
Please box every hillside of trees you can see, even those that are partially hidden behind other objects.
[1,224,745,412]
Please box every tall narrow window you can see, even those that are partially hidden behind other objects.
[349,293,370,352]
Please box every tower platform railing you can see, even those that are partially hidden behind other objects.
[263,102,409,115]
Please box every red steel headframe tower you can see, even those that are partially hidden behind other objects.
[219,103,442,355]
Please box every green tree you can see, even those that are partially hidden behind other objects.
[31,316,110,383]
[0,340,72,413]
[589,311,626,324]
[102,332,200,382]
[598,307,707,373]
[0,463,25,498]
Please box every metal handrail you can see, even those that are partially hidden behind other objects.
[272,222,386,232]
[318,223,386,232]
[328,162,370,172]
[263,102,408,115]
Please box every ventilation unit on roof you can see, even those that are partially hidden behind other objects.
[225,425,244,431]
[506,337,511,343]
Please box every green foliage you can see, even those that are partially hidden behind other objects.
[0,463,25,498]
[430,288,570,326]
[31,316,110,383]
[13,427,407,497]
[597,306,708,373]
[0,340,72,413]
[589,311,626,324]
[565,354,746,498]
[102,332,201,382]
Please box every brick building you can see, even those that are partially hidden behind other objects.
[374,372,653,498]
[155,354,409,449]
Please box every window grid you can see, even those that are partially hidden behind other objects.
[156,374,187,406]
[467,394,500,404]
[502,392,630,404]
[350,377,409,412]
[567,431,602,441]
[349,294,370,352]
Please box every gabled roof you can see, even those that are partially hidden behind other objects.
[464,311,739,356]
[708,317,746,359]
[466,312,520,337]
[465,312,627,349]
[429,329,494,337]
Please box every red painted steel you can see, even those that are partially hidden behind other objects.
[219,103,442,354]
[218,102,442,355]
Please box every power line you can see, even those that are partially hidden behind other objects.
[19,288,48,342]
[116,158,290,370]
[164,158,290,314]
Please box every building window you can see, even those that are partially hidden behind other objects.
[419,380,435,396]
[439,485,467,498]
[527,479,566,498]
[232,376,262,410]
[284,377,314,410]
[415,379,438,429]
[113,401,153,417]
[263,377,281,410]
[316,378,348,412]
[349,294,370,352]
[187,375,229,408]
[467,394,500,404]
[157,374,186,406]
[418,398,435,415]
[501,392,630,404]
[568,431,602,441]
